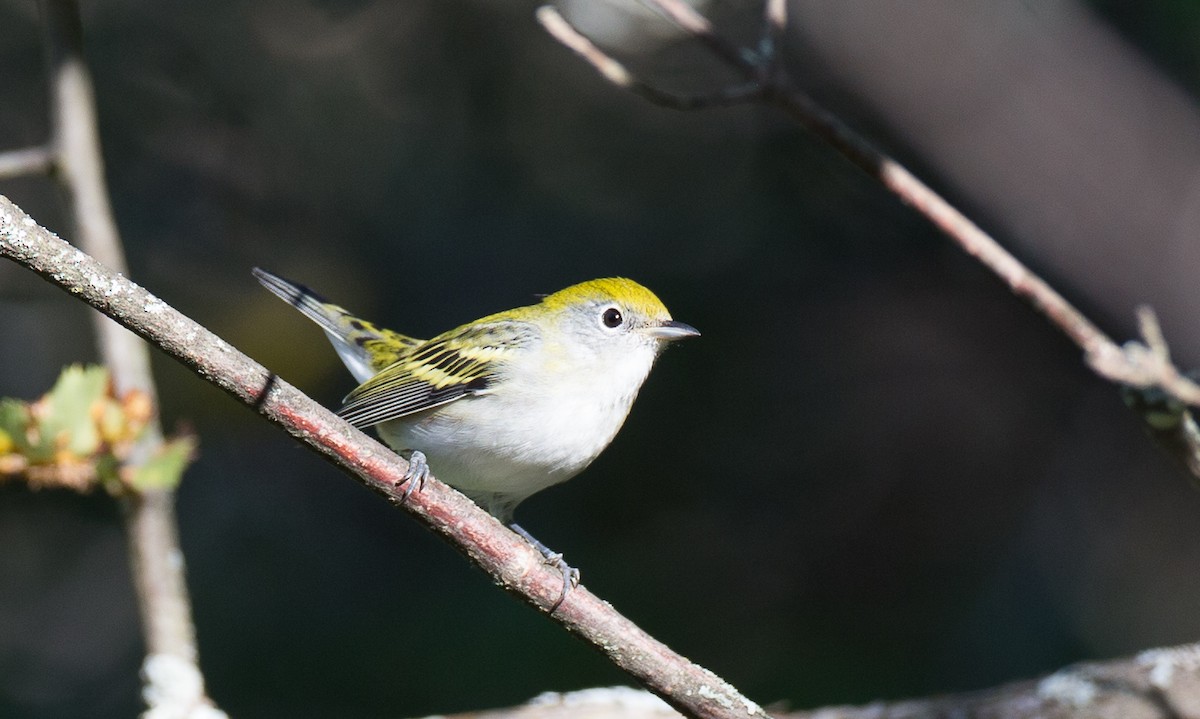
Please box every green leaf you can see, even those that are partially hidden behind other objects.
[96,454,123,494]
[42,365,110,457]
[0,399,29,453]
[128,436,196,491]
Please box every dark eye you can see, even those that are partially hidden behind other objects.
[602,307,623,328]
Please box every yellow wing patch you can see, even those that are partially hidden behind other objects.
[338,320,535,427]
[351,323,423,374]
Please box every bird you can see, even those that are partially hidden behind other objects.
[254,268,699,603]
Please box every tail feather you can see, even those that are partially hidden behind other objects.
[253,268,422,382]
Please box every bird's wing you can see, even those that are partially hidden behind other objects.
[338,319,537,428]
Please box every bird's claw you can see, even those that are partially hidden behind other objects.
[540,551,580,609]
[544,554,578,611]
[398,450,429,502]
[509,523,579,610]
[541,551,580,585]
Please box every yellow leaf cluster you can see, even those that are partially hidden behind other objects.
[0,365,194,492]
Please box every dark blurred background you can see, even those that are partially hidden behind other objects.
[4,0,1200,717]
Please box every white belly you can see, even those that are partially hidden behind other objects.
[374,346,654,521]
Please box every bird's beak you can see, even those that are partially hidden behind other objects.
[645,320,701,341]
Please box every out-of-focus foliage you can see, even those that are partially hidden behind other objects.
[0,364,194,492]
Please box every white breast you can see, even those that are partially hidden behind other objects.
[375,339,658,518]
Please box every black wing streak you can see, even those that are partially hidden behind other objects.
[339,375,491,427]
[335,320,531,428]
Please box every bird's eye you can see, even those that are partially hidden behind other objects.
[601,307,623,328]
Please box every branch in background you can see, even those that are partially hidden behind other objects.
[784,644,1200,719]
[1119,309,1200,479]
[424,644,1200,719]
[535,2,1200,480]
[34,0,219,715]
[0,145,53,180]
[0,195,769,719]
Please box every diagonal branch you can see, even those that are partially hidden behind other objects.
[535,8,764,109]
[0,195,769,719]
[535,1,1200,479]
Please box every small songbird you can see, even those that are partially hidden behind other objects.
[254,268,699,599]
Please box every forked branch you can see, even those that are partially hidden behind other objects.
[536,1,1200,478]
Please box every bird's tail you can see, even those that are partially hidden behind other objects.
[253,267,421,382]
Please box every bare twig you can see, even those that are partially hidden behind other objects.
[764,0,787,33]
[0,145,53,180]
[35,0,217,714]
[642,0,751,74]
[535,1,1200,477]
[41,0,145,386]
[536,8,764,109]
[0,195,768,719]
[758,0,787,75]
[1118,309,1200,478]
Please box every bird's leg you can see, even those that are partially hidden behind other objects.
[509,522,580,609]
[397,450,429,502]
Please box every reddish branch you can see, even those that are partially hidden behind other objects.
[0,195,768,719]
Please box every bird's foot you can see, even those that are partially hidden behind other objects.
[509,523,579,610]
[542,551,581,608]
[398,450,429,502]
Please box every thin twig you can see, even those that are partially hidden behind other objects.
[37,0,217,714]
[535,0,1200,476]
[0,145,53,180]
[536,8,764,109]
[644,0,756,77]
[536,7,636,88]
[0,194,769,719]
[765,0,787,32]
[758,0,787,74]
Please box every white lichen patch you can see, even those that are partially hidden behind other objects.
[1037,670,1098,706]
[1137,644,1200,688]
[4,224,33,249]
[529,686,675,713]
[141,653,228,719]
[694,676,764,716]
[697,685,736,710]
